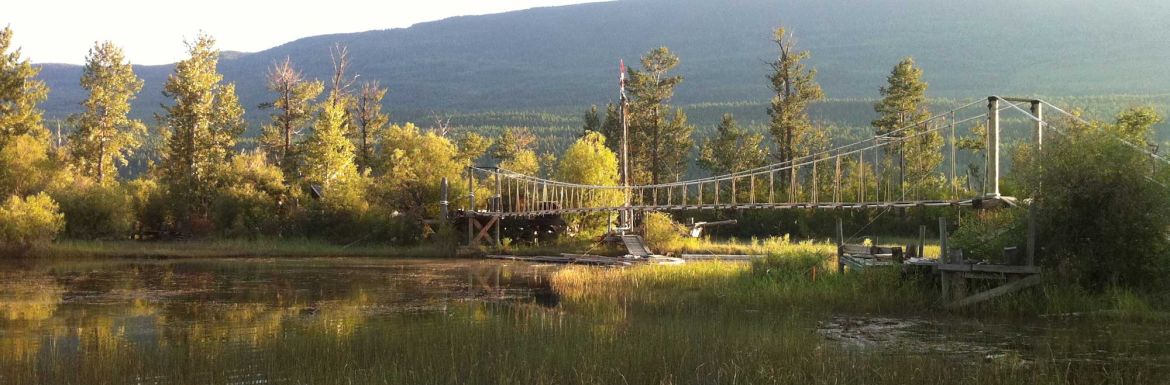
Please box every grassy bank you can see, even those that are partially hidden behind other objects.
[551,251,1170,320]
[38,239,462,259]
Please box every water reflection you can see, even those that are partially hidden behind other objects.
[0,258,1167,384]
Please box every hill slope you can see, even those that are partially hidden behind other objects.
[35,0,1170,122]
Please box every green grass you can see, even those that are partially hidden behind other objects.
[38,239,464,259]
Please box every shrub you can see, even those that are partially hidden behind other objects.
[642,211,685,249]
[1022,114,1170,289]
[51,183,135,240]
[0,193,65,255]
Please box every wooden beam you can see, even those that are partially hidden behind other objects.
[947,274,1041,308]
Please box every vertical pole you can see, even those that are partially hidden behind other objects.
[698,182,703,206]
[769,171,775,204]
[940,216,950,301]
[440,177,449,221]
[918,224,926,258]
[949,111,957,199]
[1027,100,1043,266]
[812,160,819,205]
[836,217,845,274]
[494,172,501,247]
[750,174,756,205]
[731,177,737,207]
[987,96,1001,197]
[467,169,476,246]
[834,156,842,204]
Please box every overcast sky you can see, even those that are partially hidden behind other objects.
[4,0,603,65]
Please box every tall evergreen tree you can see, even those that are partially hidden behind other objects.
[68,41,145,184]
[159,33,246,222]
[0,26,53,197]
[767,27,825,169]
[873,57,940,196]
[350,81,389,174]
[626,47,694,185]
[582,105,600,137]
[0,26,48,146]
[697,114,768,176]
[259,57,323,180]
[599,103,622,155]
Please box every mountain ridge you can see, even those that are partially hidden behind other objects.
[33,0,1170,125]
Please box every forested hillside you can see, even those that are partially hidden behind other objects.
[35,0,1170,125]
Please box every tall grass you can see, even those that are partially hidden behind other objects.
[39,239,461,259]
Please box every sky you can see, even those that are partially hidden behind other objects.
[3,0,602,65]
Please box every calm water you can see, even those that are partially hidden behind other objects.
[2,258,1168,384]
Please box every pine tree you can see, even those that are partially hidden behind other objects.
[582,105,600,137]
[0,26,48,146]
[259,57,323,180]
[697,114,768,176]
[492,127,539,176]
[159,33,246,222]
[626,47,694,185]
[599,103,622,155]
[767,27,825,169]
[350,81,389,174]
[873,57,940,197]
[68,41,145,184]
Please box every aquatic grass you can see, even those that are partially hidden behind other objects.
[39,239,460,259]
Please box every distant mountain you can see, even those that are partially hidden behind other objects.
[34,0,1170,125]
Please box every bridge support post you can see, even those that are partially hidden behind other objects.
[1027,101,1043,266]
[467,170,476,247]
[494,171,502,248]
[835,218,845,274]
[987,97,1001,197]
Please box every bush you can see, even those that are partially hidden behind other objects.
[0,193,65,255]
[642,212,685,248]
[1025,117,1170,289]
[51,183,135,240]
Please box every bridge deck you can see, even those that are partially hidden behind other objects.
[481,198,978,218]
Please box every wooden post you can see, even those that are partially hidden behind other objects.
[769,171,775,204]
[467,170,476,246]
[1027,100,1043,266]
[750,174,756,205]
[939,217,949,263]
[440,177,449,221]
[731,177,737,207]
[918,225,926,258]
[836,218,845,274]
[812,160,819,205]
[494,173,501,247]
[987,96,1001,197]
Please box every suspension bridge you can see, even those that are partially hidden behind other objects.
[447,96,1166,248]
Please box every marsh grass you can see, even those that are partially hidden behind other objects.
[40,239,458,259]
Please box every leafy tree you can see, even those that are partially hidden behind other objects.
[212,150,286,238]
[258,57,323,179]
[767,27,825,170]
[0,128,53,197]
[626,47,694,185]
[301,58,366,216]
[159,33,247,225]
[350,81,389,174]
[0,193,64,254]
[51,181,134,239]
[377,123,466,218]
[493,127,540,175]
[0,26,48,146]
[873,57,940,197]
[1012,108,1170,289]
[556,132,622,235]
[956,123,987,193]
[68,41,145,184]
[455,132,493,166]
[1113,106,1161,144]
[697,114,769,175]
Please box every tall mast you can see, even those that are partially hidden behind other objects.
[619,59,631,230]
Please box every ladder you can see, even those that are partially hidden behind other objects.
[621,235,653,258]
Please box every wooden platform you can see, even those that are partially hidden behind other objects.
[486,254,685,266]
